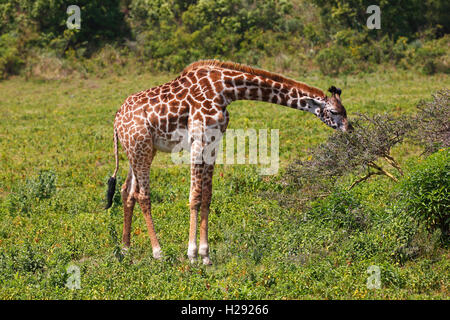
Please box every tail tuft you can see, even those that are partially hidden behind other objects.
[105,127,120,210]
[105,176,117,209]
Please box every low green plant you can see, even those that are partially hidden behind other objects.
[2,242,46,274]
[398,149,449,242]
[307,187,372,232]
[7,170,56,215]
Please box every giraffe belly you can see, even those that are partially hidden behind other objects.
[153,135,190,153]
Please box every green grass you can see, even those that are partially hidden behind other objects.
[0,69,449,299]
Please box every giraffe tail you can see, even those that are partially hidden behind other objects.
[105,128,119,209]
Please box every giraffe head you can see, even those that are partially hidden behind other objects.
[324,86,352,132]
[301,86,352,132]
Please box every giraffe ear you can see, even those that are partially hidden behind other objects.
[328,86,337,95]
[328,86,342,96]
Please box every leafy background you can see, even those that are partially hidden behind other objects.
[0,0,448,78]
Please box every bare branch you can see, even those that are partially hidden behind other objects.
[285,113,409,190]
[348,170,383,190]
[383,155,403,176]
[368,162,398,182]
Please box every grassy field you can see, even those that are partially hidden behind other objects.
[0,68,448,299]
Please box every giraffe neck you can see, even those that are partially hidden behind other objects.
[182,62,327,115]
[220,69,326,111]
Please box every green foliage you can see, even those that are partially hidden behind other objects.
[0,0,448,77]
[0,33,23,78]
[28,170,57,200]
[127,0,296,71]
[413,36,450,75]
[307,188,372,232]
[7,242,46,273]
[311,0,449,39]
[0,0,128,48]
[315,45,354,76]
[399,149,450,240]
[6,170,56,215]
[314,33,450,76]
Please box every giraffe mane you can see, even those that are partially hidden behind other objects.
[183,59,326,98]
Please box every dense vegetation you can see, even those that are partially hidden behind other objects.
[0,0,449,78]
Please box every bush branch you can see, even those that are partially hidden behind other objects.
[383,155,404,176]
[368,162,398,182]
[349,170,384,190]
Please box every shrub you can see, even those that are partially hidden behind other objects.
[127,0,296,72]
[315,45,354,76]
[2,243,46,274]
[0,33,24,79]
[11,0,128,48]
[307,187,372,232]
[0,0,449,76]
[399,149,449,241]
[413,36,450,75]
[286,113,414,191]
[28,170,57,200]
[7,170,56,215]
[413,89,450,154]
[25,51,76,80]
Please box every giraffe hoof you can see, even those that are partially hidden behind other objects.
[121,247,130,256]
[202,256,212,265]
[153,248,163,260]
[187,245,197,264]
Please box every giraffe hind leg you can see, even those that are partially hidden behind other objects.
[129,141,162,260]
[121,166,137,251]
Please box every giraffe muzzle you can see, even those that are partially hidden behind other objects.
[345,122,354,133]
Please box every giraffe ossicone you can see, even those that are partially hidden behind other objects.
[105,60,352,264]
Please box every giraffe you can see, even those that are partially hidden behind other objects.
[105,60,352,265]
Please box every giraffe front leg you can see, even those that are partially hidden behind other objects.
[199,164,214,265]
[188,163,203,263]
